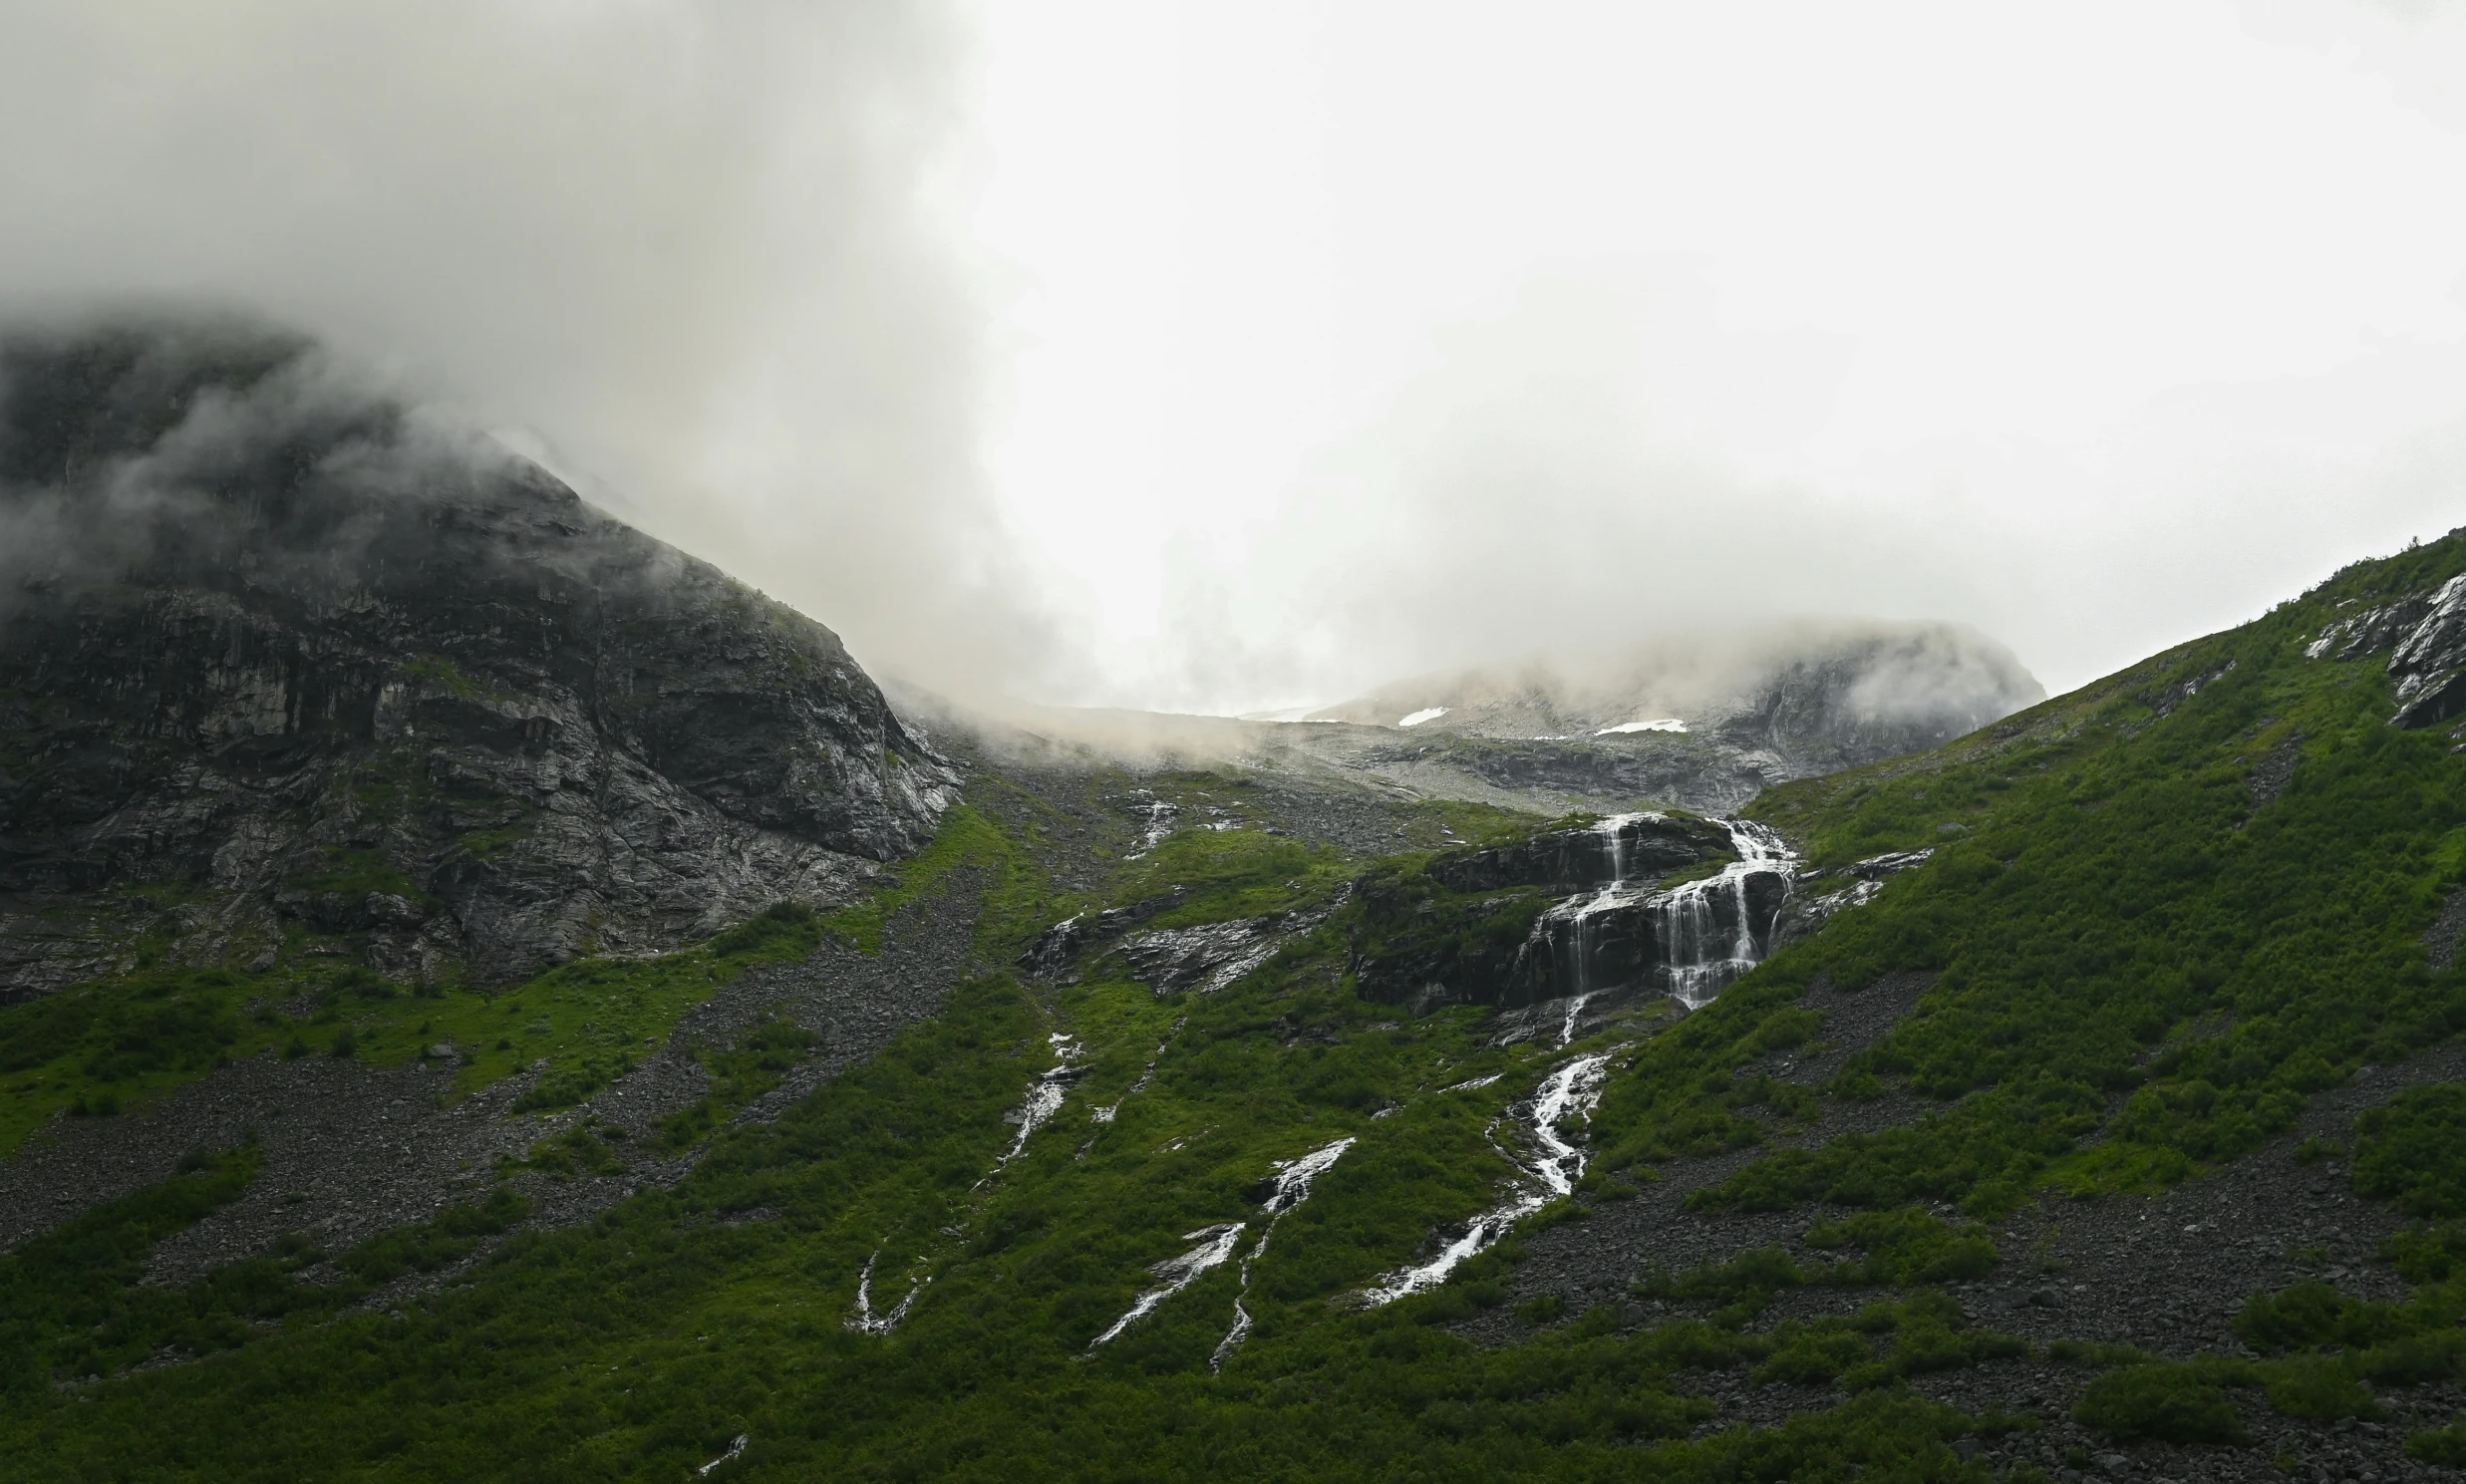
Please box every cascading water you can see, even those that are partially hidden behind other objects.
[845,1247,930,1335]
[975,1033,1083,1188]
[1652,818,1795,1009]
[1521,814,1797,1016]
[1087,1224,1247,1347]
[1361,1052,1610,1305]
[1210,1136,1356,1367]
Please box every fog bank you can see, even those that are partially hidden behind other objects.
[0,0,1057,699]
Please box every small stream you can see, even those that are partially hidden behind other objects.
[1361,1051,1610,1305]
[1362,816,1798,1304]
[1211,1135,1356,1366]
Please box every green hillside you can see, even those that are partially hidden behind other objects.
[8,534,2466,1481]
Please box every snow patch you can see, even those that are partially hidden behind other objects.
[1398,707,1448,728]
[1594,719,1688,735]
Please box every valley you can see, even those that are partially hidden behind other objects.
[7,325,2466,1482]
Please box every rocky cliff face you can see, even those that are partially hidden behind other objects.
[2306,557,2466,730]
[0,317,954,995]
[1345,810,1796,1026]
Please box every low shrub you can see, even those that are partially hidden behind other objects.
[2074,1358,2252,1445]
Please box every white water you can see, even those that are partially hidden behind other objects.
[697,1433,749,1475]
[1088,1223,1247,1346]
[1211,1135,1356,1367]
[1532,812,1655,1006]
[1653,818,1795,1009]
[1525,814,1797,1013]
[979,1034,1081,1185]
[846,1248,930,1336]
[1361,1052,1610,1305]
[1558,992,1595,1047]
[1125,799,1178,857]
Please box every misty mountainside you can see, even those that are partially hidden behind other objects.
[899,618,2043,827]
[0,318,955,997]
[13,333,2466,1482]
[1301,622,2045,813]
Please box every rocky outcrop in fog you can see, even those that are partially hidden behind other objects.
[0,316,954,994]
[1307,621,2044,807]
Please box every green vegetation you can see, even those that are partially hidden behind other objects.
[13,532,2466,1476]
[1587,536,2466,1220]
[2071,1358,2251,1445]
[1100,818,1352,932]
[2352,1083,2466,1218]
[286,846,432,904]
[0,1143,529,1393]
[401,653,506,702]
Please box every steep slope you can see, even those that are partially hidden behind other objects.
[0,318,954,995]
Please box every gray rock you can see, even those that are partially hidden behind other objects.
[0,317,956,993]
[2306,560,2466,730]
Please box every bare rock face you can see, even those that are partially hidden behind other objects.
[2307,561,2466,731]
[1345,812,1765,1015]
[0,316,954,994]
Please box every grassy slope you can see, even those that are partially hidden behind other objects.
[1592,535,2466,1211]
[10,535,2466,1477]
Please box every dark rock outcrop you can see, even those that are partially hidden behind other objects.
[0,316,954,992]
[1347,813,1781,1015]
[1428,811,1729,895]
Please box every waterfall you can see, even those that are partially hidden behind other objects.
[846,1247,930,1335]
[1521,815,1796,1015]
[1651,819,1795,1009]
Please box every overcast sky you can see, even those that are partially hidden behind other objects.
[5,1,2465,714]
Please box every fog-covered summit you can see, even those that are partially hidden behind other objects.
[1309,620,2044,772]
[0,314,954,990]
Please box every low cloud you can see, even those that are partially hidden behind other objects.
[0,1,1059,698]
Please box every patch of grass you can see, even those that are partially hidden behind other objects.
[1104,823,1352,934]
[284,846,431,905]
[2410,1420,2466,1466]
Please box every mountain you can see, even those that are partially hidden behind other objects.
[0,317,955,996]
[9,322,2466,1481]
[1302,622,2045,812]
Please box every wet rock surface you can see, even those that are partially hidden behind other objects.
[1351,815,1795,1016]
[2308,553,2466,731]
[1115,912,1318,997]
[0,876,984,1279]
[1430,813,1732,896]
[0,321,954,993]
